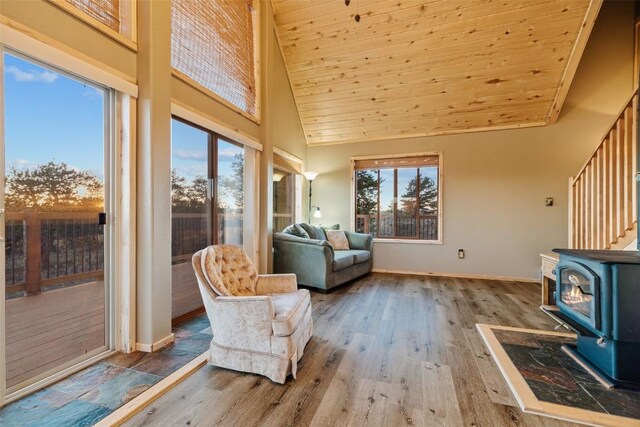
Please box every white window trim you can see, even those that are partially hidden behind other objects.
[350,151,444,245]
[171,100,262,152]
[0,18,138,97]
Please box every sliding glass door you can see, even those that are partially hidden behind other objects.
[2,51,112,394]
[170,118,244,320]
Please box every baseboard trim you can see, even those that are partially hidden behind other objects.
[371,268,539,284]
[135,333,175,353]
[94,352,208,427]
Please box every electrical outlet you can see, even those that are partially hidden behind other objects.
[458,249,465,259]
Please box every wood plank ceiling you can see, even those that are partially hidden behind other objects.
[271,0,602,146]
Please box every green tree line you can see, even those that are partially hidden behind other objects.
[172,152,244,213]
[3,154,245,214]
[356,168,438,216]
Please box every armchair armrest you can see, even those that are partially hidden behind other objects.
[345,231,374,252]
[273,232,334,288]
[256,274,297,294]
[211,296,274,352]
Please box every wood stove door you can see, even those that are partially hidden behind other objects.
[556,261,601,331]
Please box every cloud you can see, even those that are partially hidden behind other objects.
[173,149,207,161]
[82,86,104,99]
[175,164,207,180]
[218,147,243,163]
[5,65,59,84]
[9,158,39,171]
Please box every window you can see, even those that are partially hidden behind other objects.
[3,51,113,392]
[354,154,441,242]
[273,169,295,232]
[54,0,134,41]
[64,0,121,32]
[171,0,258,118]
[272,151,302,232]
[170,117,244,319]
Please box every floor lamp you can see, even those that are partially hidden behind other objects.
[303,171,319,223]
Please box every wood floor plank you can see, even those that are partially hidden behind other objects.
[463,326,517,407]
[124,273,579,427]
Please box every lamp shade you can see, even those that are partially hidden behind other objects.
[312,207,322,218]
[303,171,319,181]
[273,171,286,182]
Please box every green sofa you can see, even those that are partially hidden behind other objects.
[273,223,373,292]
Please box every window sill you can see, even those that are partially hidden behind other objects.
[373,238,443,245]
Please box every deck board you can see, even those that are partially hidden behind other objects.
[5,281,105,388]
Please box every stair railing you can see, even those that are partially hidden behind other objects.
[569,90,638,250]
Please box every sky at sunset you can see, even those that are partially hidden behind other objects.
[3,52,242,208]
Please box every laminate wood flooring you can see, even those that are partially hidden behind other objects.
[125,273,580,426]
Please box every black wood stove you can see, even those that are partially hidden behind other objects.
[551,249,640,388]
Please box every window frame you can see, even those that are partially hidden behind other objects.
[47,0,138,51]
[272,166,297,232]
[170,0,261,124]
[170,115,246,247]
[0,47,125,404]
[272,147,303,232]
[351,152,443,245]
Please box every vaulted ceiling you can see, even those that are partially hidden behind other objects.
[271,0,601,145]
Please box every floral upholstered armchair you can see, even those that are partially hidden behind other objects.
[192,245,313,384]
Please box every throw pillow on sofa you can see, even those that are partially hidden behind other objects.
[300,223,326,240]
[283,223,310,238]
[321,224,340,232]
[326,230,350,250]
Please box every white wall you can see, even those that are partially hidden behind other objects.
[307,1,636,280]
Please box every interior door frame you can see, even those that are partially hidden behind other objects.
[0,47,118,406]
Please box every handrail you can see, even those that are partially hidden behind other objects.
[572,89,638,183]
[5,211,105,296]
[570,91,638,249]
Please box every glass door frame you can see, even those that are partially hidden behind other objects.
[171,115,218,245]
[171,115,246,248]
[0,47,117,405]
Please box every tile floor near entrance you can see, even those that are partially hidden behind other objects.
[0,313,211,427]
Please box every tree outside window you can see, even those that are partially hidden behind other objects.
[354,155,440,241]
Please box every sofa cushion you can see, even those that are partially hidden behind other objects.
[321,224,340,231]
[282,223,310,238]
[349,250,371,264]
[333,251,355,271]
[326,230,350,250]
[270,289,311,337]
[300,223,326,241]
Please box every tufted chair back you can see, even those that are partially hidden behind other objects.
[199,245,258,296]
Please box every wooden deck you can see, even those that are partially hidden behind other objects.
[5,281,106,389]
[4,261,202,390]
[125,273,580,426]
[172,262,203,320]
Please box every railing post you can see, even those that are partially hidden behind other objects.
[25,212,42,296]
